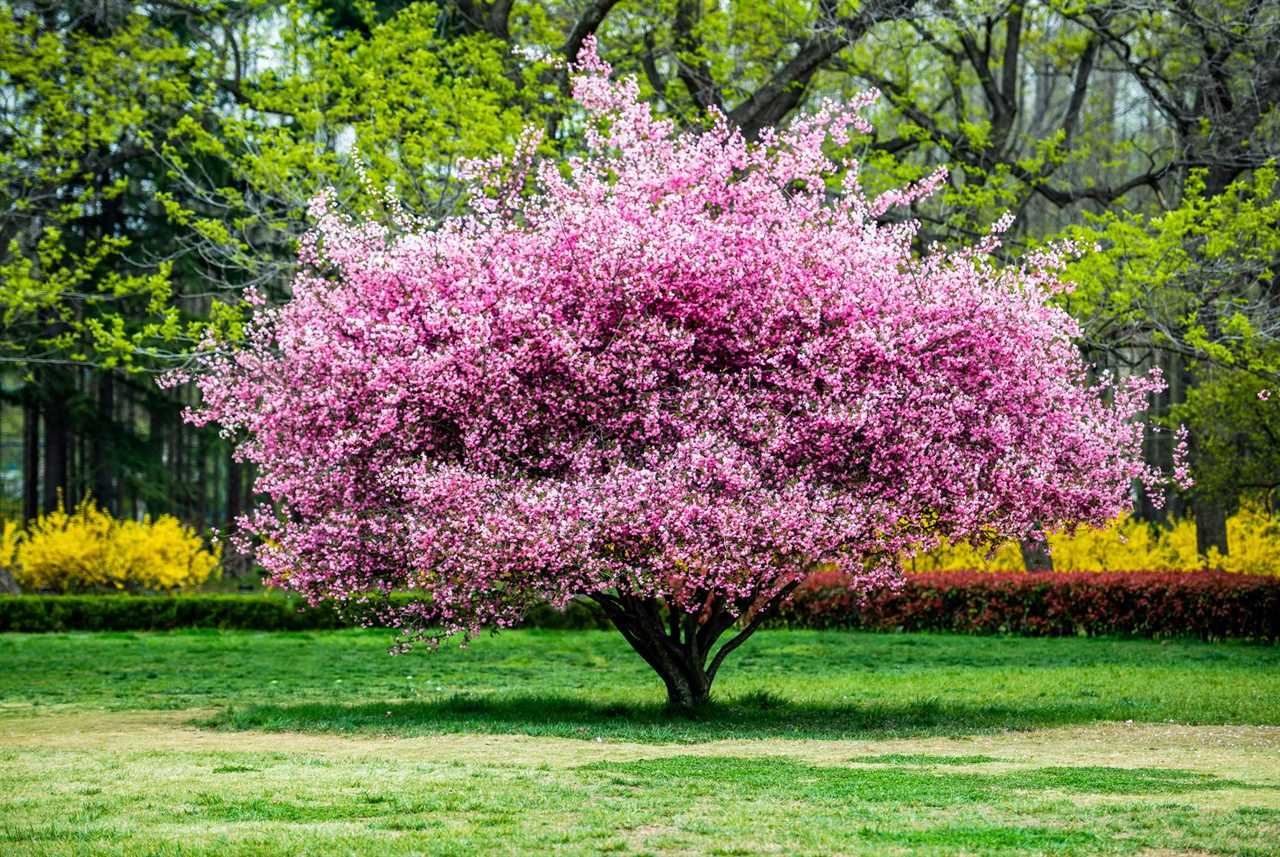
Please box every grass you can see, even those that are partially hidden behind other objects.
[2,629,1278,739]
[0,628,1278,854]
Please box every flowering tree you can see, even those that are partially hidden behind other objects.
[184,41,1168,708]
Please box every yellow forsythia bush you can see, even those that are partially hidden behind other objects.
[1212,504,1280,576]
[907,504,1280,575]
[1,519,21,574]
[6,498,220,592]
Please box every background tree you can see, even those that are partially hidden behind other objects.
[0,1,239,526]
[1062,166,1280,544]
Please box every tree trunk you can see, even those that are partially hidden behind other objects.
[22,397,39,523]
[589,582,799,709]
[227,452,242,529]
[42,377,70,514]
[93,370,116,514]
[195,428,208,531]
[1019,538,1053,571]
[1195,500,1229,559]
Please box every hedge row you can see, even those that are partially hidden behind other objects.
[1,572,1275,640]
[0,593,610,633]
[774,571,1280,641]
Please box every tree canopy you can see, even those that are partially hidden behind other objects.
[0,0,1276,566]
[185,45,1175,705]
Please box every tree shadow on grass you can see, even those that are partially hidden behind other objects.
[200,690,1150,743]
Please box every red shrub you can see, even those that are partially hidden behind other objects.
[775,571,1279,641]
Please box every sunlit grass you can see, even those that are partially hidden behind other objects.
[0,628,1277,854]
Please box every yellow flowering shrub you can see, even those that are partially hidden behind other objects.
[1,519,20,572]
[8,498,220,592]
[1044,515,1202,572]
[1211,504,1280,576]
[907,505,1280,575]
[902,538,1023,572]
[1,516,20,583]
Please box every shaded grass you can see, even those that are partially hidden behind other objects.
[2,629,1277,741]
[203,691,1215,743]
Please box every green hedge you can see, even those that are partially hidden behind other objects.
[0,594,611,633]
[4,572,1277,640]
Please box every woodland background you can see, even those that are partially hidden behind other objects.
[2,0,1278,571]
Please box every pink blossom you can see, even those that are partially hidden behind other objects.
[182,40,1168,649]
[1172,425,1194,492]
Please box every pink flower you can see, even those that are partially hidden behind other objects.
[179,38,1170,649]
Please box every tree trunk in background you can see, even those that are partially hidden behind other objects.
[1019,538,1053,571]
[1195,501,1229,559]
[93,371,116,514]
[222,452,253,578]
[1136,352,1172,525]
[226,453,242,530]
[195,428,208,530]
[42,376,70,513]
[22,399,39,522]
[12,371,243,532]
[174,410,188,521]
[1137,349,1190,523]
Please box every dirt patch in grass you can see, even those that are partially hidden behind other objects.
[3,710,1278,855]
[2,709,1277,783]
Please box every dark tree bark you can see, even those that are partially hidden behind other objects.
[1019,537,1053,572]
[195,424,208,529]
[226,451,242,530]
[589,582,799,709]
[22,397,39,523]
[41,373,71,514]
[1195,500,1230,558]
[727,0,921,140]
[93,370,116,514]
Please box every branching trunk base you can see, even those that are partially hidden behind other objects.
[588,583,799,710]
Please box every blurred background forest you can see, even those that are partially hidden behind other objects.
[2,0,1279,575]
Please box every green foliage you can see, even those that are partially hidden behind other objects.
[160,2,544,305]
[0,2,545,371]
[1177,370,1280,502]
[1059,166,1280,500]
[0,8,205,367]
[1061,165,1280,371]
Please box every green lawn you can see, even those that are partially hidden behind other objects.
[1,629,1278,855]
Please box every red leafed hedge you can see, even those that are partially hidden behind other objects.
[774,571,1280,641]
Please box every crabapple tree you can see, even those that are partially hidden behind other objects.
[182,40,1166,709]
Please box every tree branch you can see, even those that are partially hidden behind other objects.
[672,0,724,111]
[706,580,800,681]
[563,0,624,61]
[728,0,920,140]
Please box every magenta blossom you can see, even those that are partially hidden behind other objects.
[181,40,1166,707]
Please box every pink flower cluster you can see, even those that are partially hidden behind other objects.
[184,40,1166,644]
